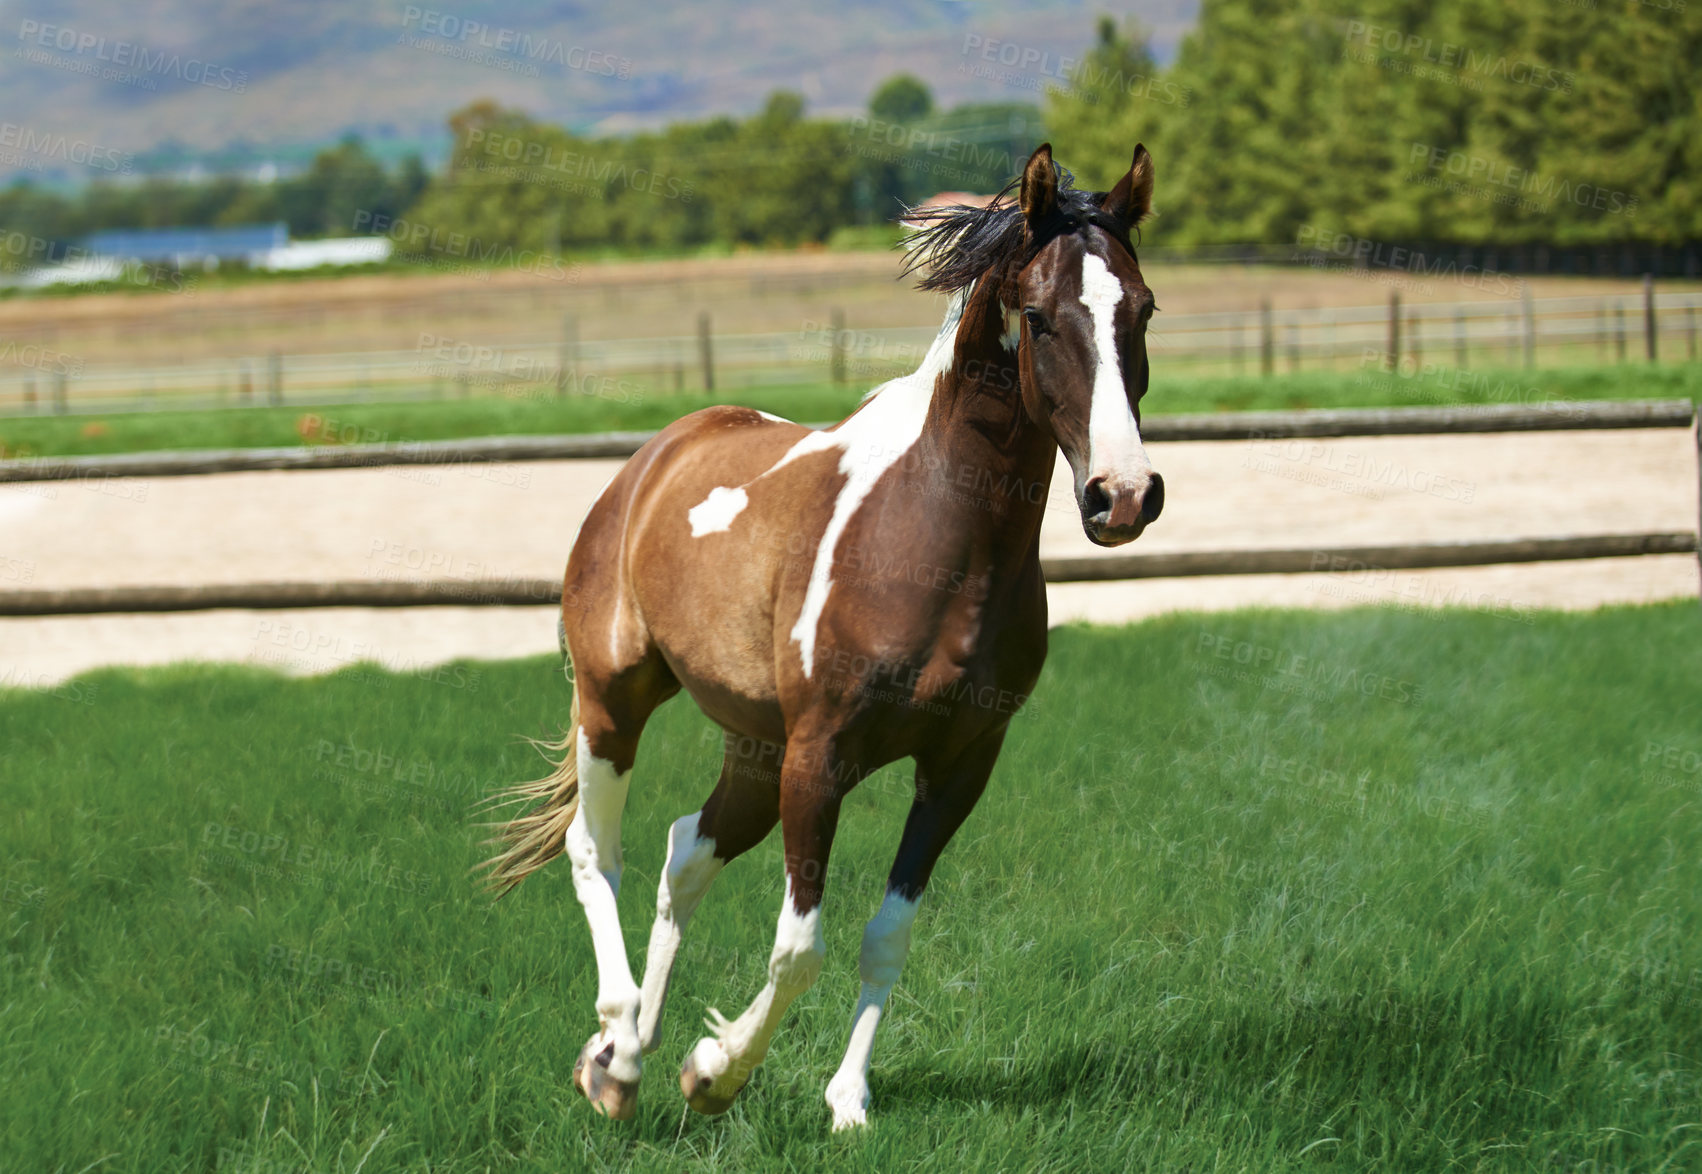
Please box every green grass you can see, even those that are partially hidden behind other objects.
[3,603,1699,1171]
[0,383,866,461]
[3,362,1695,460]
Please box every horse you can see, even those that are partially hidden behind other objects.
[482,142,1163,1130]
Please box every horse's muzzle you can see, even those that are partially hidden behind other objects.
[1081,472,1164,546]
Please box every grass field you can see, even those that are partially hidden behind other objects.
[3,604,1700,1171]
[3,362,1696,460]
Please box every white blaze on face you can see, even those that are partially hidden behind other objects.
[687,486,748,536]
[1077,251,1153,486]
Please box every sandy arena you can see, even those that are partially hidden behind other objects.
[0,427,1696,686]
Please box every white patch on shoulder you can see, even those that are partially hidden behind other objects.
[687,485,749,536]
[756,410,792,424]
[776,288,964,676]
[1078,251,1151,479]
[681,290,966,677]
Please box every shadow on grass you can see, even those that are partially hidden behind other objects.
[874,990,1579,1119]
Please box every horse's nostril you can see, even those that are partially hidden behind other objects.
[1083,477,1112,518]
[1143,473,1165,522]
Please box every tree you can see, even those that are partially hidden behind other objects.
[870,74,933,124]
[1045,16,1169,192]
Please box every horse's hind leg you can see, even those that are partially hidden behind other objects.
[565,663,674,1120]
[679,731,844,1115]
[636,730,783,1055]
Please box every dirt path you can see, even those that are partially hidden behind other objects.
[1,428,1696,685]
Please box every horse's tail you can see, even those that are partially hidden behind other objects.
[477,689,581,896]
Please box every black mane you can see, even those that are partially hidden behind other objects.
[899,165,1134,297]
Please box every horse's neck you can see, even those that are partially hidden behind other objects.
[914,280,1055,561]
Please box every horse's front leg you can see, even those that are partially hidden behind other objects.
[678,735,845,1115]
[825,724,1007,1130]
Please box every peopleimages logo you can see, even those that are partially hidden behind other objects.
[461,128,695,201]
[352,210,575,280]
[1406,145,1638,216]
[0,123,132,173]
[957,33,1192,106]
[1341,20,1574,93]
[1293,225,1525,296]
[15,20,249,92]
[399,6,632,78]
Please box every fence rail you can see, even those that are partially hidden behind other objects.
[0,399,1690,484]
[5,288,1701,417]
[0,398,1696,618]
[3,533,1693,617]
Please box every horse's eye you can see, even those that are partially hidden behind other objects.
[1022,307,1049,334]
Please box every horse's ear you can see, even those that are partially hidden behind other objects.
[1020,142,1058,228]
[1101,144,1154,228]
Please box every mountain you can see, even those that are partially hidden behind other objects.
[0,0,1196,182]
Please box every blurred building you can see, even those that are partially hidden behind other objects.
[83,223,290,270]
[4,223,395,288]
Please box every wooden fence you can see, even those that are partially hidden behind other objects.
[0,398,1695,617]
[5,288,1701,416]
[1,400,1691,485]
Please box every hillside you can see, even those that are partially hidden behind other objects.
[0,0,1195,182]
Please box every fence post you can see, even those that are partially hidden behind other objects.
[52,371,68,414]
[557,314,577,397]
[239,361,252,404]
[698,311,715,392]
[267,350,283,405]
[830,307,846,385]
[1644,274,1657,362]
[1387,292,1400,374]
[23,379,35,413]
[1286,323,1300,373]
[1260,300,1273,376]
[1689,304,1697,361]
[1522,285,1535,369]
[1408,308,1420,372]
[1454,309,1466,370]
[1616,303,1627,362]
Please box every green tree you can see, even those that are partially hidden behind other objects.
[1045,16,1170,191]
[870,74,934,124]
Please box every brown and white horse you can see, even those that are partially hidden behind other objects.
[484,143,1163,1129]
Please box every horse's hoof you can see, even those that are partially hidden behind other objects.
[574,1040,639,1121]
[679,1051,739,1116]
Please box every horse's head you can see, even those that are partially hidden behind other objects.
[1010,143,1162,546]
